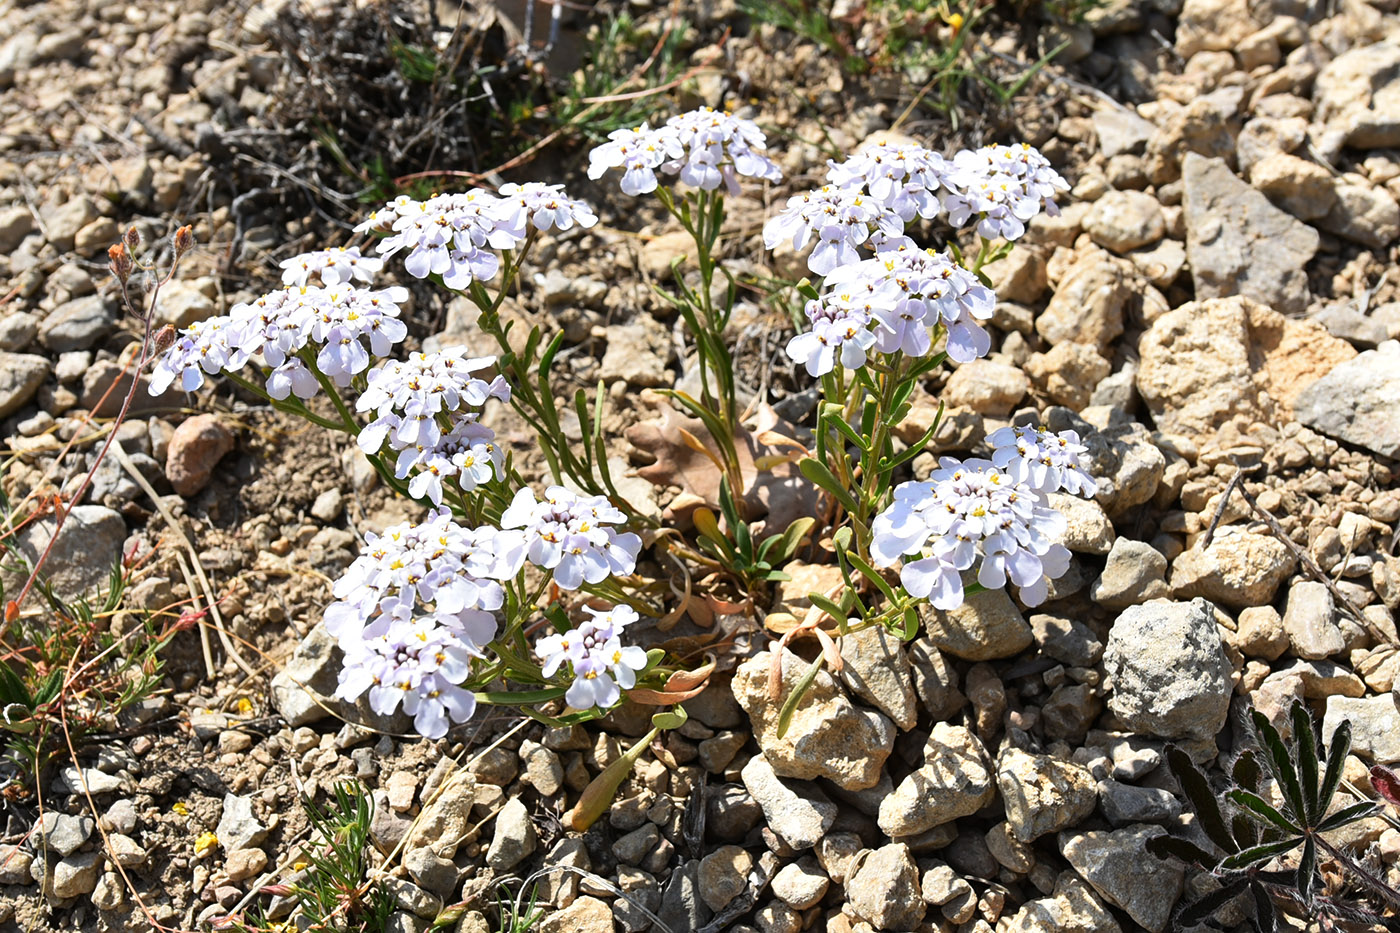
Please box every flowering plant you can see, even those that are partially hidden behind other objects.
[146,107,1094,818]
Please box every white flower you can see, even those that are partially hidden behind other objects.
[785,293,877,376]
[987,425,1098,497]
[500,486,642,590]
[396,416,506,506]
[497,182,598,232]
[762,184,902,276]
[279,246,382,287]
[943,144,1068,240]
[871,458,1073,609]
[357,348,510,454]
[373,190,526,289]
[587,123,684,196]
[536,604,647,711]
[827,141,949,221]
[662,107,782,194]
[148,316,247,396]
[352,195,421,235]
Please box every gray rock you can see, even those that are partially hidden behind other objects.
[217,793,267,852]
[0,206,34,253]
[1281,580,1343,660]
[389,879,443,919]
[406,773,474,858]
[55,765,127,795]
[1082,191,1165,253]
[921,588,1032,661]
[51,851,101,898]
[486,798,537,870]
[0,845,32,884]
[1050,493,1116,555]
[997,747,1098,842]
[697,845,752,912]
[1090,538,1170,609]
[731,646,894,791]
[1030,613,1104,667]
[1324,695,1400,764]
[598,317,671,388]
[611,824,660,866]
[838,625,917,730]
[1097,779,1182,825]
[1317,181,1400,249]
[658,859,711,932]
[37,812,94,856]
[1,505,126,605]
[38,295,117,352]
[1060,824,1185,932]
[770,857,828,909]
[1102,599,1232,741]
[42,196,98,252]
[1182,152,1317,315]
[1092,109,1155,158]
[1036,257,1128,353]
[1294,341,1400,459]
[741,753,836,850]
[101,799,138,835]
[403,846,458,897]
[908,638,963,719]
[269,623,339,726]
[878,723,995,837]
[0,352,49,418]
[1313,40,1400,156]
[845,844,925,931]
[1169,528,1297,608]
[1001,874,1123,933]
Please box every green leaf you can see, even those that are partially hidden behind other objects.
[1290,701,1320,825]
[808,593,848,623]
[651,706,688,731]
[1227,788,1302,835]
[832,526,853,552]
[766,517,817,566]
[843,549,897,604]
[776,655,823,739]
[1320,718,1352,813]
[900,605,919,641]
[1219,837,1302,871]
[1296,835,1316,904]
[1315,799,1379,832]
[1166,745,1239,855]
[1176,882,1249,926]
[1146,834,1221,868]
[475,687,568,706]
[799,458,859,514]
[1252,708,1307,825]
[0,663,32,709]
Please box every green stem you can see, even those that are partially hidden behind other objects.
[224,370,347,432]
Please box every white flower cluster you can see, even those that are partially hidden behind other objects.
[786,244,996,375]
[588,107,782,197]
[325,510,514,738]
[501,486,643,590]
[870,426,1095,610]
[356,184,596,289]
[765,139,1066,278]
[537,604,649,710]
[279,246,382,287]
[149,283,411,400]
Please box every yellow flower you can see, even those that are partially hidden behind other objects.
[171,802,189,816]
[194,831,219,857]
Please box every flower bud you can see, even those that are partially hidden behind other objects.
[172,225,195,257]
[108,243,132,283]
[152,324,177,357]
[125,226,140,250]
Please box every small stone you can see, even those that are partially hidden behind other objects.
[1060,824,1185,932]
[1294,341,1400,460]
[520,740,564,797]
[921,588,1032,661]
[697,845,753,912]
[1317,181,1400,249]
[153,278,217,328]
[42,196,98,251]
[0,352,49,418]
[101,799,138,835]
[611,824,660,865]
[1233,606,1289,661]
[731,647,894,791]
[741,753,836,850]
[0,845,32,884]
[1090,538,1170,609]
[838,625,917,731]
[1037,258,1128,353]
[0,206,33,252]
[997,747,1099,842]
[1025,342,1112,410]
[310,489,343,523]
[217,793,267,852]
[1282,580,1343,660]
[166,414,237,496]
[74,217,119,257]
[51,851,102,898]
[598,318,671,387]
[390,879,443,919]
[1050,493,1116,555]
[409,773,475,858]
[403,846,458,898]
[1102,599,1232,741]
[537,896,615,933]
[942,359,1029,415]
[1097,779,1182,825]
[985,822,1035,873]
[770,856,828,909]
[38,295,116,352]
[269,623,339,726]
[1083,191,1165,252]
[1093,109,1155,158]
[755,902,802,933]
[698,730,747,773]
[225,847,268,882]
[386,772,418,812]
[1170,528,1297,608]
[1030,613,1104,667]
[1001,874,1121,932]
[845,844,924,931]
[879,723,995,837]
[657,859,711,932]
[1325,695,1400,764]
[1250,152,1336,220]
[38,812,94,857]
[106,833,146,868]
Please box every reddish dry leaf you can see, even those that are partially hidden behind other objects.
[1371,764,1400,807]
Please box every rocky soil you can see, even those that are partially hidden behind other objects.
[0,0,1399,931]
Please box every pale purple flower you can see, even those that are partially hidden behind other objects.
[763,184,902,276]
[372,189,525,288]
[587,123,683,196]
[826,140,950,221]
[785,292,877,376]
[662,107,782,194]
[988,425,1097,497]
[148,316,247,396]
[500,486,641,590]
[279,246,382,287]
[537,604,648,711]
[357,348,510,454]
[497,182,598,232]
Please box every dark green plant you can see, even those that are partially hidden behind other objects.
[1149,701,1400,931]
[692,477,817,590]
[233,782,393,933]
[491,880,545,933]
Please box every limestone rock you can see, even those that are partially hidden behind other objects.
[1037,257,1129,352]
[997,747,1098,842]
[1325,695,1400,764]
[697,846,752,912]
[942,359,1028,415]
[1,505,126,604]
[1025,342,1112,410]
[878,724,995,837]
[844,844,924,931]
[1250,152,1337,221]
[1103,599,1232,741]
[486,797,537,871]
[1175,0,1265,57]
[740,753,836,850]
[1001,874,1123,933]
[38,295,116,352]
[838,625,917,731]
[1182,153,1317,314]
[1317,180,1400,249]
[1313,39,1400,156]
[0,352,49,418]
[1294,341,1400,459]
[1049,493,1115,556]
[1060,824,1185,932]
[1281,580,1343,661]
[1082,192,1165,253]
[1170,528,1297,608]
[921,588,1032,661]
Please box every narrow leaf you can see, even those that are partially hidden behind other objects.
[1315,799,1379,832]
[1176,882,1248,925]
[769,517,817,565]
[1320,718,1352,811]
[776,656,823,739]
[844,550,897,604]
[1146,834,1220,868]
[1252,708,1307,824]
[1370,763,1400,808]
[1296,835,1316,904]
[798,458,859,514]
[1166,745,1238,854]
[1227,788,1302,835]
[1251,881,1278,933]
[1290,701,1320,825]
[1219,837,1302,871]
